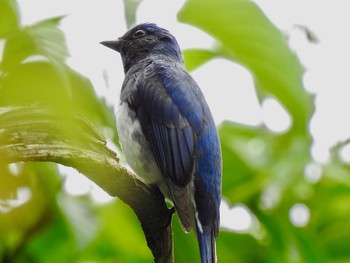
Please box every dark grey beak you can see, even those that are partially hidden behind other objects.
[100,39,122,52]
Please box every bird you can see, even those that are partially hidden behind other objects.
[101,23,222,263]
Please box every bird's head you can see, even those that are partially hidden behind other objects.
[101,23,183,73]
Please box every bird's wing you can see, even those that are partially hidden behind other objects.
[130,62,203,232]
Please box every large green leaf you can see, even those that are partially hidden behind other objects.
[0,13,118,143]
[178,0,313,135]
[0,16,71,103]
[0,61,71,107]
[1,16,68,73]
[0,0,20,37]
[0,60,118,143]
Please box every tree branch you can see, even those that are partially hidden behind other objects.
[0,106,173,263]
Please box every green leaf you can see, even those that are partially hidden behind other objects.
[218,121,275,202]
[1,16,71,98]
[29,16,68,61]
[78,200,153,263]
[123,0,143,28]
[219,120,311,207]
[0,61,118,143]
[217,231,268,263]
[0,162,63,262]
[1,16,68,73]
[178,0,314,134]
[252,209,327,263]
[0,61,72,108]
[172,215,200,262]
[183,48,217,71]
[0,0,20,37]
[68,68,119,144]
[21,213,77,263]
[309,166,350,261]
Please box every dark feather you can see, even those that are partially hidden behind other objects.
[129,61,202,231]
[134,63,198,187]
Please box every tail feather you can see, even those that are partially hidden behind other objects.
[167,181,192,233]
[196,223,217,263]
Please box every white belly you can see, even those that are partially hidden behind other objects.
[116,102,163,185]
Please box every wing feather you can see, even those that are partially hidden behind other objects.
[131,63,201,231]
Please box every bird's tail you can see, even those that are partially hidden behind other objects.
[196,223,217,263]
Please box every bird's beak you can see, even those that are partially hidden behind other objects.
[100,39,123,52]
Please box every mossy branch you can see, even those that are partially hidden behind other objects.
[0,106,173,263]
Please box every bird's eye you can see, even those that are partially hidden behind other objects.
[133,29,146,38]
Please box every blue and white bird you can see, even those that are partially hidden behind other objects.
[101,23,222,263]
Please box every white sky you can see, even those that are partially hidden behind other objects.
[14,0,350,232]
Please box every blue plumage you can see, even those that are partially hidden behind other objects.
[101,23,222,263]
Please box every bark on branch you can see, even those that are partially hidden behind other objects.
[0,106,173,263]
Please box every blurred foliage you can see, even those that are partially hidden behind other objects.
[1,0,350,262]
[179,0,313,136]
[123,0,143,29]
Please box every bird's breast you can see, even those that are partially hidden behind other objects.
[116,102,163,186]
